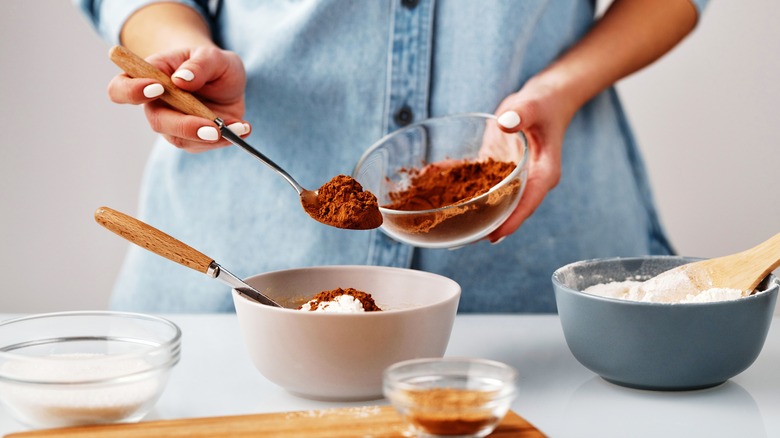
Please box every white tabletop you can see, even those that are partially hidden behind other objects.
[1,314,778,437]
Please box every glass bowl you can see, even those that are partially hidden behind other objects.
[353,113,528,249]
[0,311,181,428]
[383,357,517,437]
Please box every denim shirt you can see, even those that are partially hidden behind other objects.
[77,0,706,313]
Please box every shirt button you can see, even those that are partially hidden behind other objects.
[394,106,414,126]
[401,0,419,9]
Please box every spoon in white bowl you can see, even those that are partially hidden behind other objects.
[94,206,283,308]
[637,231,780,300]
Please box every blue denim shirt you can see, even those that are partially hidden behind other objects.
[77,0,706,313]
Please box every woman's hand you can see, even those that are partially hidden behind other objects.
[107,46,250,153]
[487,76,578,243]
[486,0,698,243]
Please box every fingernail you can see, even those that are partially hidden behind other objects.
[490,236,507,245]
[226,122,250,136]
[172,69,195,81]
[197,126,219,141]
[497,111,521,129]
[142,83,164,98]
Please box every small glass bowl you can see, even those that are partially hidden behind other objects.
[0,311,181,429]
[383,358,517,438]
[353,113,529,249]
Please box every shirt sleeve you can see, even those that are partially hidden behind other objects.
[73,0,210,45]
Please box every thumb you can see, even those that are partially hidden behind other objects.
[496,110,522,133]
[496,98,540,133]
[169,46,224,92]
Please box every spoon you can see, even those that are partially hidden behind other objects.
[638,231,780,299]
[108,45,382,231]
[94,206,283,308]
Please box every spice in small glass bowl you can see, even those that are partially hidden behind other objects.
[383,357,517,437]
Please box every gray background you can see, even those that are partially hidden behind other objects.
[1,1,778,313]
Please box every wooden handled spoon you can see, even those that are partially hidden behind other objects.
[639,231,780,299]
[94,206,283,308]
[108,45,382,230]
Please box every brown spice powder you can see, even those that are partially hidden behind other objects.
[383,158,516,211]
[305,175,383,230]
[299,287,382,312]
[403,388,499,436]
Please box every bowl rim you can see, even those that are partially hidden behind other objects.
[354,112,529,216]
[383,356,518,398]
[234,265,461,314]
[0,311,182,385]
[552,255,780,307]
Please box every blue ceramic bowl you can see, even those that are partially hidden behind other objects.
[552,256,779,391]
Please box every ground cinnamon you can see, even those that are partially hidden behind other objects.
[299,287,382,312]
[305,175,383,230]
[403,388,500,436]
[384,158,515,211]
[382,158,519,236]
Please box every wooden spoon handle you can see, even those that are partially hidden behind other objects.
[108,45,219,122]
[743,231,780,285]
[94,206,213,274]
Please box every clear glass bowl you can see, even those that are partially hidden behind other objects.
[383,357,517,437]
[0,311,181,428]
[353,113,529,249]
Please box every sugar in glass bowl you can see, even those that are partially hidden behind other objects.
[0,311,181,428]
[353,113,529,249]
[383,358,517,438]
[553,256,779,391]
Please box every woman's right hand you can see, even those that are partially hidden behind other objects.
[107,46,250,153]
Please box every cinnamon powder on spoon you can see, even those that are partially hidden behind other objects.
[305,175,383,230]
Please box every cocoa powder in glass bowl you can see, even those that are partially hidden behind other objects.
[353,113,528,248]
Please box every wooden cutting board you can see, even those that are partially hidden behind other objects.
[6,405,545,437]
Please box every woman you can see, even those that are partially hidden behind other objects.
[77,0,706,313]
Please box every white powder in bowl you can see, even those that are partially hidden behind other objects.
[299,294,367,313]
[584,279,748,304]
[0,353,165,427]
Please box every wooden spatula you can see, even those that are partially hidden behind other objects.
[639,231,780,299]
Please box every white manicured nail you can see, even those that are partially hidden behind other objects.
[226,122,250,136]
[143,83,164,98]
[197,126,219,141]
[497,111,521,129]
[490,236,507,245]
[172,69,195,81]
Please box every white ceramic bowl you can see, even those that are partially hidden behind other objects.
[353,113,528,249]
[0,311,180,428]
[232,266,461,401]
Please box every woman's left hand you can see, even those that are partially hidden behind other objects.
[487,76,578,243]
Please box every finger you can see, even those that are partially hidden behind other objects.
[107,74,165,105]
[496,110,522,133]
[487,151,560,241]
[495,99,540,133]
[486,173,546,242]
[144,101,226,148]
[224,121,251,137]
[166,46,234,93]
[143,101,253,150]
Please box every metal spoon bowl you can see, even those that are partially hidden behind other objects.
[94,206,283,308]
